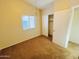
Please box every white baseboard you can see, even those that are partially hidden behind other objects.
[0,34,41,50]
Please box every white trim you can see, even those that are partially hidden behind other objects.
[66,5,79,48]
[65,8,73,48]
[0,35,41,50]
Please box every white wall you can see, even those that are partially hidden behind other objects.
[53,9,71,48]
[43,3,54,15]
[70,6,79,44]
[42,2,54,36]
[42,15,48,36]
[42,2,72,48]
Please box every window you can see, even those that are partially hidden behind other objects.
[22,16,36,30]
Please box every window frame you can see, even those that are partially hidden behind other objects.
[22,16,36,30]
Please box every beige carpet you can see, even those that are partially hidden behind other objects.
[0,36,76,59]
[67,42,79,59]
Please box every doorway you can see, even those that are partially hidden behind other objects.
[67,5,79,47]
[48,14,53,41]
[66,5,79,58]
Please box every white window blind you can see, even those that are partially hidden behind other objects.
[22,16,36,30]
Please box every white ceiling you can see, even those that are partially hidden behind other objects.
[24,0,54,9]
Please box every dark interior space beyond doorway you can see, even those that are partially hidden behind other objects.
[48,15,53,41]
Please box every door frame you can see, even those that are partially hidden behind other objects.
[66,5,79,48]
